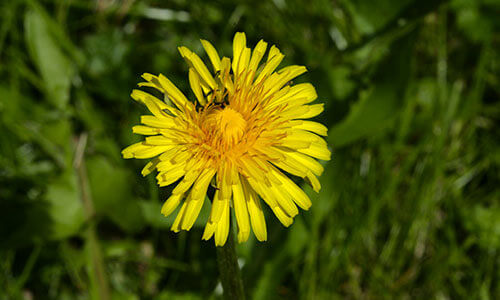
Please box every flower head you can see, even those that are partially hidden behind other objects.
[122,32,331,246]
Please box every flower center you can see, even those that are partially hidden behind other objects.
[210,107,247,145]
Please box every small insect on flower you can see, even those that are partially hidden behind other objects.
[122,32,331,246]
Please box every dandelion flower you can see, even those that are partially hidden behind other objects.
[122,32,331,246]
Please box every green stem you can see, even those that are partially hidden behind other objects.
[74,133,111,300]
[216,227,245,300]
[13,243,42,294]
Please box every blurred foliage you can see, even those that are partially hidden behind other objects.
[1,0,499,299]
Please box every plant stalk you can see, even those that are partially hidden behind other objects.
[216,227,245,300]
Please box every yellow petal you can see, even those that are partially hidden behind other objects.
[145,135,176,146]
[297,143,331,161]
[209,190,225,223]
[253,144,286,161]
[139,73,165,92]
[272,185,299,217]
[255,50,284,84]
[156,147,186,168]
[289,120,328,136]
[132,125,160,135]
[123,142,171,159]
[217,164,233,201]
[238,156,269,183]
[306,171,321,193]
[278,65,308,76]
[188,68,206,106]
[141,115,175,128]
[157,74,193,111]
[220,57,234,94]
[141,158,160,176]
[180,194,206,231]
[202,218,217,240]
[233,175,250,243]
[271,205,293,227]
[172,170,199,195]
[268,83,317,108]
[172,169,213,231]
[131,89,175,118]
[232,32,246,76]
[280,103,324,120]
[278,148,324,176]
[201,39,221,72]
[242,178,267,241]
[270,157,308,178]
[271,167,312,210]
[178,46,217,90]
[189,168,216,203]
[122,142,148,159]
[171,199,188,233]
[161,193,183,217]
[280,139,311,150]
[171,149,191,164]
[236,47,251,77]
[267,45,281,62]
[214,198,230,246]
[248,40,268,74]
[263,65,307,96]
[246,177,278,209]
[282,129,327,150]
[133,146,171,159]
[157,168,185,187]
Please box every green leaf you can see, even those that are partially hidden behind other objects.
[328,66,356,101]
[343,0,414,35]
[328,29,417,147]
[0,85,23,123]
[45,171,85,239]
[24,9,73,109]
[87,155,145,233]
[465,205,500,250]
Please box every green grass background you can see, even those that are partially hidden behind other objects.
[1,0,499,299]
